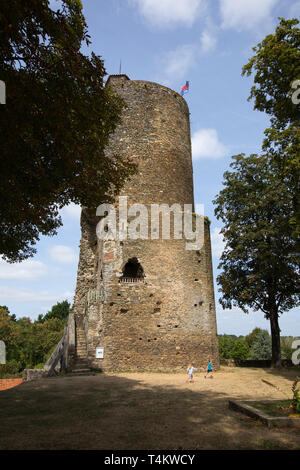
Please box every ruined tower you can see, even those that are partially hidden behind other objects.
[71,75,219,371]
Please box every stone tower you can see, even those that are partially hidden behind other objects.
[71,75,219,371]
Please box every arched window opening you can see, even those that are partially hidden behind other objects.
[120,257,144,282]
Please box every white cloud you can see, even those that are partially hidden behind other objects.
[0,286,73,303]
[49,245,78,264]
[199,29,217,54]
[219,0,278,32]
[211,227,225,258]
[192,128,228,159]
[0,258,48,281]
[162,44,198,84]
[129,0,206,28]
[61,203,81,220]
[161,28,217,85]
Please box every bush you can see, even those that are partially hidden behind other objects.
[249,330,272,360]
[218,335,236,359]
[281,337,294,359]
[0,359,22,378]
[0,303,66,373]
[231,339,250,360]
[33,363,45,370]
[292,377,300,414]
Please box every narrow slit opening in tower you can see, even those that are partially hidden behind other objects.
[120,257,144,282]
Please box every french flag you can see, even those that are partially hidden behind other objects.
[180,81,190,96]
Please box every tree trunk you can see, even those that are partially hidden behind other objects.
[269,310,281,368]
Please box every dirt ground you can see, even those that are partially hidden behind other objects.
[0,366,299,450]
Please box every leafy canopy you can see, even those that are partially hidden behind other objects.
[242,18,300,238]
[244,327,264,349]
[231,339,249,361]
[0,303,66,374]
[242,17,300,129]
[213,153,299,319]
[0,0,135,262]
[248,330,272,360]
[37,299,71,323]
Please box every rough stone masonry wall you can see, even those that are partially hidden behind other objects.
[73,209,98,315]
[73,76,219,371]
[87,218,219,371]
[105,79,194,207]
[73,78,194,316]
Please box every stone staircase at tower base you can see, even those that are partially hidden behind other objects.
[71,321,91,375]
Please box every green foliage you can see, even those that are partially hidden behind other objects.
[214,152,299,367]
[242,17,300,240]
[291,377,300,413]
[244,327,264,349]
[214,153,298,316]
[219,329,300,364]
[262,126,300,241]
[242,18,300,129]
[217,17,300,367]
[231,339,250,360]
[0,303,66,372]
[0,359,23,378]
[218,329,267,360]
[249,330,272,360]
[0,0,136,262]
[218,328,297,362]
[280,336,294,359]
[218,334,250,360]
[38,299,70,322]
[218,334,236,359]
[33,363,46,370]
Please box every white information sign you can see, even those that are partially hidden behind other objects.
[96,347,104,359]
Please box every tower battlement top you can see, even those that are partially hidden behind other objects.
[106,74,130,87]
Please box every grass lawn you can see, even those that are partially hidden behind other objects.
[249,400,300,417]
[0,367,299,450]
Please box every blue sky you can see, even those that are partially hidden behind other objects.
[1,0,299,336]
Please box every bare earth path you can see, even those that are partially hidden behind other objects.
[0,367,299,450]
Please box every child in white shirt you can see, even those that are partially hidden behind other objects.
[187,364,197,383]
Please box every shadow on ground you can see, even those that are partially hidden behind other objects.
[262,367,299,381]
[0,372,299,450]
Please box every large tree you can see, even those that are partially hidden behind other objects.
[0,0,135,262]
[242,17,300,129]
[213,153,299,368]
[242,17,300,238]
